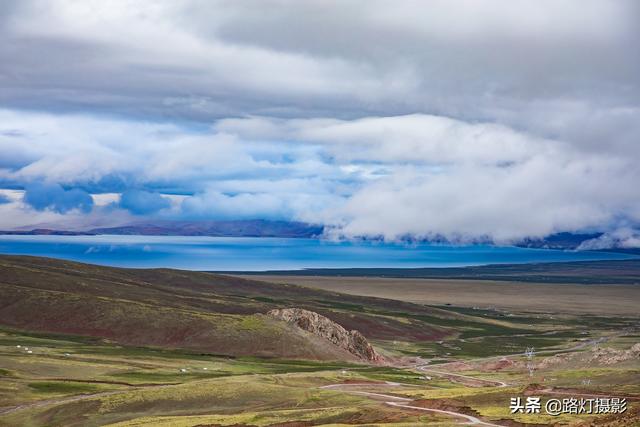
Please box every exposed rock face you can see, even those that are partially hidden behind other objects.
[267,308,383,363]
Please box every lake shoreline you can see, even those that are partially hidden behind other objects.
[0,235,635,272]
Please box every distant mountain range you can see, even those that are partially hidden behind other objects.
[0,220,324,238]
[0,228,95,236]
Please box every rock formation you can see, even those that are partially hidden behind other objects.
[267,308,383,363]
[537,343,640,369]
[586,343,640,365]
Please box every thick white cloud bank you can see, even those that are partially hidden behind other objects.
[217,114,640,242]
[0,1,639,244]
[2,110,639,243]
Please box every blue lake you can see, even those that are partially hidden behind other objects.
[0,235,634,271]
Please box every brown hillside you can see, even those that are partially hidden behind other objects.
[0,255,452,360]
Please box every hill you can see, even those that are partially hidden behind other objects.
[0,255,499,362]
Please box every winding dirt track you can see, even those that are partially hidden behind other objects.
[415,367,509,387]
[321,382,505,426]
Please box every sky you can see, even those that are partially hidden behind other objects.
[0,0,639,246]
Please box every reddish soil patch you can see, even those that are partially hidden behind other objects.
[443,361,472,371]
[484,358,516,371]
[341,379,387,385]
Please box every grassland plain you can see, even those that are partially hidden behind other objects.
[241,275,640,316]
[238,259,640,285]
[0,255,639,426]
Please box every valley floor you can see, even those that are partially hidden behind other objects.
[0,256,638,426]
[238,275,640,316]
[1,320,638,426]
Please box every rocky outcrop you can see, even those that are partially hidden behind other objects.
[538,343,640,369]
[267,308,383,363]
[586,343,640,365]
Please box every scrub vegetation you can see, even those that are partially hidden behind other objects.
[0,256,638,426]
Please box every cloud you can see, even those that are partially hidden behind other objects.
[0,189,133,231]
[578,228,640,250]
[319,157,639,243]
[23,182,94,214]
[218,114,640,243]
[0,2,639,246]
[216,114,547,165]
[2,108,640,245]
[216,114,640,242]
[181,191,290,220]
[0,109,261,192]
[119,190,171,215]
[0,0,637,126]
[181,179,344,222]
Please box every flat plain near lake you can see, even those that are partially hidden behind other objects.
[239,275,640,316]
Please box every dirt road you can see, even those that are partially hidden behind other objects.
[321,382,505,426]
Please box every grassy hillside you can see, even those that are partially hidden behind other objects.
[5,255,621,362]
[1,256,638,426]
[0,255,495,360]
